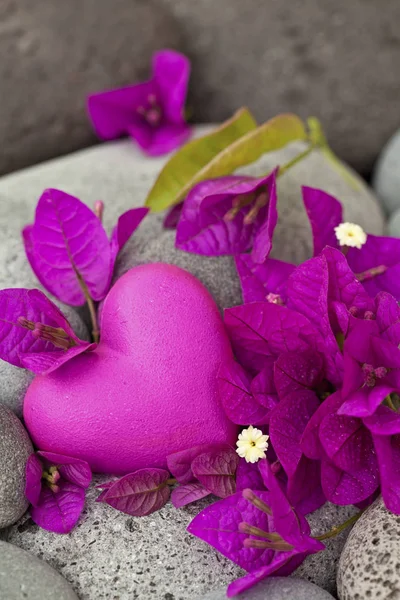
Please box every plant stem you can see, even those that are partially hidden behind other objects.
[75,270,99,343]
[277,144,314,178]
[167,478,177,486]
[314,510,364,541]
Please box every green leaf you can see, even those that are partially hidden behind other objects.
[145,108,257,212]
[307,117,362,191]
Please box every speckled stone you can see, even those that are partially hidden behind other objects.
[7,477,244,600]
[0,405,33,529]
[337,497,400,600]
[373,129,400,216]
[0,541,79,600]
[199,577,335,599]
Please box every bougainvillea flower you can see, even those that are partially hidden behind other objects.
[235,254,295,304]
[0,288,96,375]
[23,188,148,306]
[188,460,323,597]
[302,186,400,301]
[87,49,191,156]
[339,319,400,418]
[373,434,400,514]
[25,451,92,534]
[175,170,278,261]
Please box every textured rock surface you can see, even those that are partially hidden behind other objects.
[200,577,335,599]
[0,305,90,416]
[0,540,79,600]
[294,502,358,595]
[7,478,244,600]
[0,405,32,529]
[0,0,181,175]
[388,208,400,238]
[337,497,400,600]
[373,129,400,216]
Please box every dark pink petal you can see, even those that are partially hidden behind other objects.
[128,122,191,156]
[302,186,342,256]
[152,49,190,125]
[347,235,400,301]
[187,491,273,571]
[235,255,295,304]
[166,443,231,484]
[176,172,275,257]
[274,349,325,401]
[37,452,92,489]
[29,189,111,305]
[163,202,183,229]
[171,482,210,508]
[363,405,400,435]
[218,359,271,425]
[95,481,115,503]
[235,459,266,492]
[25,454,43,507]
[250,360,279,421]
[191,448,239,498]
[287,456,326,515]
[269,391,320,477]
[301,391,344,460]
[0,288,93,373]
[227,552,307,598]
[374,434,400,514]
[321,453,379,505]
[30,482,85,534]
[102,468,170,516]
[87,80,156,140]
[224,302,319,373]
[287,255,343,386]
[96,489,110,503]
[23,225,50,294]
[375,291,400,344]
[251,170,278,264]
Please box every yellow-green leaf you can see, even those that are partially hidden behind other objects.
[145,108,257,212]
[307,117,362,191]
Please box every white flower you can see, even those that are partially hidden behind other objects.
[236,426,269,463]
[334,222,367,249]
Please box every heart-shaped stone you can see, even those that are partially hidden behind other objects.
[23,264,237,475]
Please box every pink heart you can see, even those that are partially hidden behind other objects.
[23,264,237,475]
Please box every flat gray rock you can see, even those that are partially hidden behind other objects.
[388,208,400,238]
[0,405,32,529]
[0,540,79,600]
[337,497,400,600]
[373,128,400,216]
[199,577,334,599]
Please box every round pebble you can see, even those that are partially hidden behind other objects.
[0,405,33,529]
[388,207,400,238]
[199,577,335,599]
[0,540,79,600]
[373,128,400,216]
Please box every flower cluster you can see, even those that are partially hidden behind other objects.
[168,175,400,593]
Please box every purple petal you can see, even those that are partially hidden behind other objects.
[0,288,92,373]
[102,468,170,516]
[128,121,191,156]
[25,454,43,507]
[363,405,400,435]
[236,460,266,493]
[321,453,379,505]
[163,202,183,230]
[29,189,111,305]
[302,186,342,256]
[176,172,275,257]
[224,302,319,373]
[250,360,279,421]
[375,291,400,344]
[269,391,320,477]
[166,443,231,484]
[287,456,326,515]
[274,349,325,401]
[187,491,273,571]
[171,482,210,508]
[191,447,239,498]
[108,207,148,287]
[87,80,156,140]
[301,391,344,460]
[374,434,400,514]
[235,254,295,304]
[251,170,278,264]
[218,359,272,425]
[37,452,92,488]
[152,49,190,125]
[30,482,85,534]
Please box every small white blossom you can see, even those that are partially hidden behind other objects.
[334,222,367,249]
[236,426,269,463]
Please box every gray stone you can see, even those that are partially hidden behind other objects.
[0,405,32,529]
[0,540,79,600]
[0,305,90,416]
[294,502,358,595]
[199,577,335,599]
[0,0,181,175]
[7,477,244,600]
[388,208,400,238]
[373,129,400,216]
[337,496,400,600]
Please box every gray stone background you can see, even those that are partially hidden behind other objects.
[1,0,400,177]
